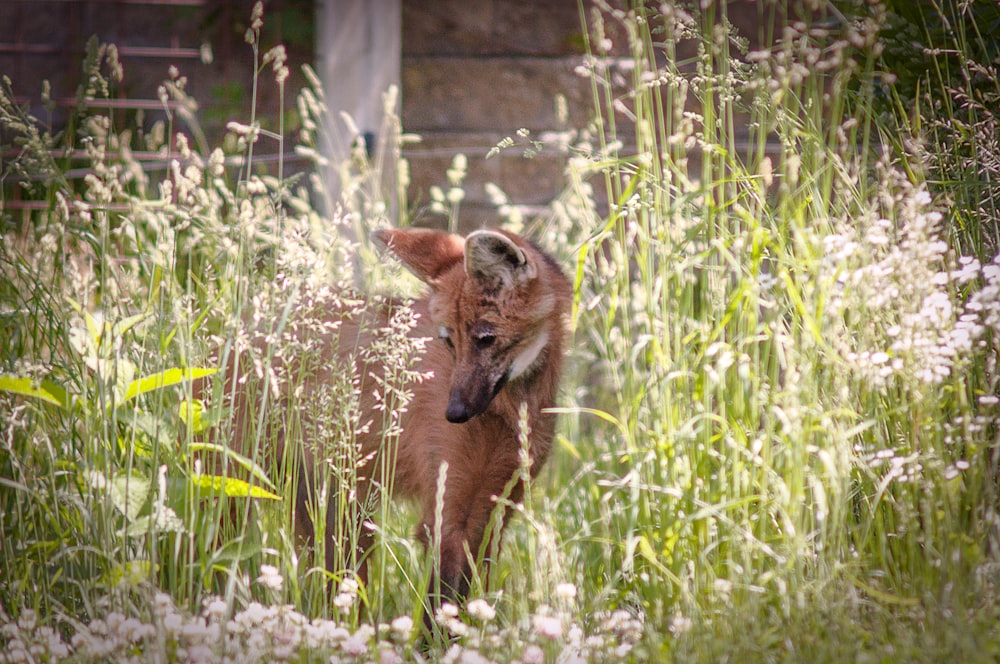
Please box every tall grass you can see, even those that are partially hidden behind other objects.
[543,0,1000,659]
[1,1,999,662]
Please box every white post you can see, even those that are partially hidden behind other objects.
[316,0,401,214]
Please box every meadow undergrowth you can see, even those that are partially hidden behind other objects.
[1,1,999,662]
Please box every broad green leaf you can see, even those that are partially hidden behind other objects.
[554,433,582,460]
[545,406,628,435]
[0,476,29,493]
[84,310,102,348]
[112,473,152,520]
[122,505,187,538]
[39,380,73,410]
[192,474,281,501]
[89,471,152,520]
[780,272,827,348]
[116,409,177,456]
[0,375,64,407]
[113,310,152,338]
[189,442,277,491]
[125,367,217,401]
[636,534,682,585]
[209,537,264,565]
[64,296,85,316]
[102,560,156,588]
[179,399,210,434]
[63,297,101,349]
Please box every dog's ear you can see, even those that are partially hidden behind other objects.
[464,230,537,290]
[372,228,466,285]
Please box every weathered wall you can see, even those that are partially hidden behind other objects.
[401,0,591,230]
[399,0,771,232]
[2,1,776,232]
[0,0,314,141]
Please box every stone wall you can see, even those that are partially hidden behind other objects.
[2,1,778,232]
[0,0,315,141]
[398,0,772,232]
[400,0,592,231]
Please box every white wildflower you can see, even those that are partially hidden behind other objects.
[208,148,225,177]
[389,616,413,642]
[521,644,545,664]
[434,601,469,637]
[953,256,981,284]
[669,612,693,635]
[532,614,563,640]
[246,176,266,195]
[436,602,459,623]
[340,626,372,657]
[16,610,36,632]
[466,599,496,622]
[250,1,264,30]
[235,601,268,629]
[162,611,183,635]
[226,121,260,143]
[119,617,154,643]
[202,597,227,620]
[256,564,283,591]
[461,648,493,664]
[333,592,356,611]
[556,583,578,601]
[153,592,174,617]
[379,644,403,664]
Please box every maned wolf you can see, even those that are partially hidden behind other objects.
[217,227,571,623]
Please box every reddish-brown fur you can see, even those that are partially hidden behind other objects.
[216,227,571,624]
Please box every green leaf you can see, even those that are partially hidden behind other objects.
[780,272,827,348]
[209,537,264,565]
[109,472,152,520]
[545,406,628,436]
[635,534,682,586]
[124,367,217,401]
[102,559,157,588]
[116,409,177,456]
[179,399,211,434]
[39,380,73,410]
[112,310,152,339]
[188,442,277,491]
[0,375,64,407]
[191,474,282,501]
[122,505,187,538]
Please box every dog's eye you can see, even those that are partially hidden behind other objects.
[438,326,455,349]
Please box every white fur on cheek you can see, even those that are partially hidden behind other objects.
[508,330,549,380]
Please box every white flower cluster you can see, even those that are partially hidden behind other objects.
[333,578,361,613]
[0,609,70,663]
[822,183,998,391]
[0,592,382,664]
[256,563,284,591]
[434,599,644,664]
[964,253,1000,380]
[0,582,645,663]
